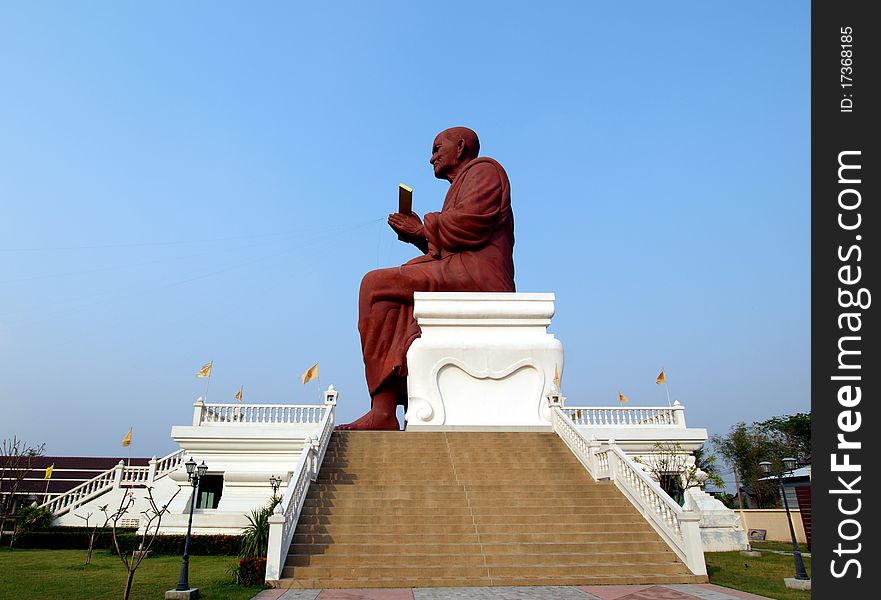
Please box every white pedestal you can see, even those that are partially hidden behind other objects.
[683,487,750,552]
[405,292,563,429]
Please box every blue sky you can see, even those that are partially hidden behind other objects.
[1,2,809,487]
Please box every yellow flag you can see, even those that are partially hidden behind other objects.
[235,385,243,402]
[196,361,213,378]
[121,428,132,448]
[618,390,629,404]
[44,464,54,480]
[301,362,319,384]
[553,365,560,388]
[656,369,666,385]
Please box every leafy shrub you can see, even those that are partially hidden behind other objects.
[14,505,54,532]
[239,495,281,558]
[232,557,267,587]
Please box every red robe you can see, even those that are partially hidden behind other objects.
[359,157,515,396]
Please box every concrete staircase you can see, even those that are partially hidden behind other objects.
[277,431,705,588]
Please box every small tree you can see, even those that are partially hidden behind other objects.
[711,421,783,508]
[758,412,811,463]
[634,441,711,505]
[0,437,46,543]
[692,444,726,490]
[75,505,110,565]
[103,486,180,600]
[9,504,54,546]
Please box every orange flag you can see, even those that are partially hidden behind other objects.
[196,361,213,378]
[656,369,666,385]
[617,390,630,404]
[301,363,319,384]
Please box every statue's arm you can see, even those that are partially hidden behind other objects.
[411,236,429,254]
[423,164,503,255]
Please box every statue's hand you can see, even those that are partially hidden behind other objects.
[388,212,424,239]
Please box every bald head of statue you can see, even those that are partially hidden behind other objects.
[430,126,481,182]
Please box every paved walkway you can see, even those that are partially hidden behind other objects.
[252,585,772,600]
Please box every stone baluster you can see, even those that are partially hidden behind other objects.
[192,398,205,426]
[112,460,124,489]
[672,401,685,427]
[147,456,158,483]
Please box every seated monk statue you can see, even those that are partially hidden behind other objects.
[337,127,515,431]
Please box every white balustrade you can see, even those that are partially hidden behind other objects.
[41,449,185,517]
[551,406,706,576]
[193,401,328,426]
[562,404,685,427]
[265,402,335,582]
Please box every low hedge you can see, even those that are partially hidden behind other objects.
[15,529,241,555]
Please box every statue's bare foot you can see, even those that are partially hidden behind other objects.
[335,409,400,431]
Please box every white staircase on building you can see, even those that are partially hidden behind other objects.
[40,450,185,517]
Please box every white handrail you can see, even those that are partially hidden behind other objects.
[562,405,685,427]
[194,402,328,425]
[265,402,335,581]
[551,406,706,576]
[40,449,185,517]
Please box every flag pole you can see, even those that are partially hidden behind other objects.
[127,426,132,468]
[659,367,672,407]
[204,372,212,404]
[43,474,51,504]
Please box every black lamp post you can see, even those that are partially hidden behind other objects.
[269,475,281,497]
[759,457,809,581]
[175,458,208,592]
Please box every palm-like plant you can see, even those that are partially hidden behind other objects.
[239,495,281,558]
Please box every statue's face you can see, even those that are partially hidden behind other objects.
[429,134,461,180]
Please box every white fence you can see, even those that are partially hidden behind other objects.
[41,449,185,517]
[192,400,329,426]
[551,406,706,576]
[264,401,335,582]
[561,403,685,427]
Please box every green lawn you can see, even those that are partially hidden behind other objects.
[706,547,811,600]
[0,548,264,600]
[750,540,811,554]
[1,546,813,600]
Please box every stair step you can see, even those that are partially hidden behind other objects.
[289,540,672,556]
[287,551,677,567]
[291,530,665,545]
[281,562,691,579]
[274,574,704,589]
[300,506,645,528]
[302,498,630,510]
[294,520,654,535]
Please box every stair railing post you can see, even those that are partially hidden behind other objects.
[192,398,205,426]
[147,456,158,484]
[587,439,600,475]
[113,460,125,490]
[607,439,618,482]
[672,401,686,427]
[265,506,285,581]
[678,511,708,575]
[308,441,316,480]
